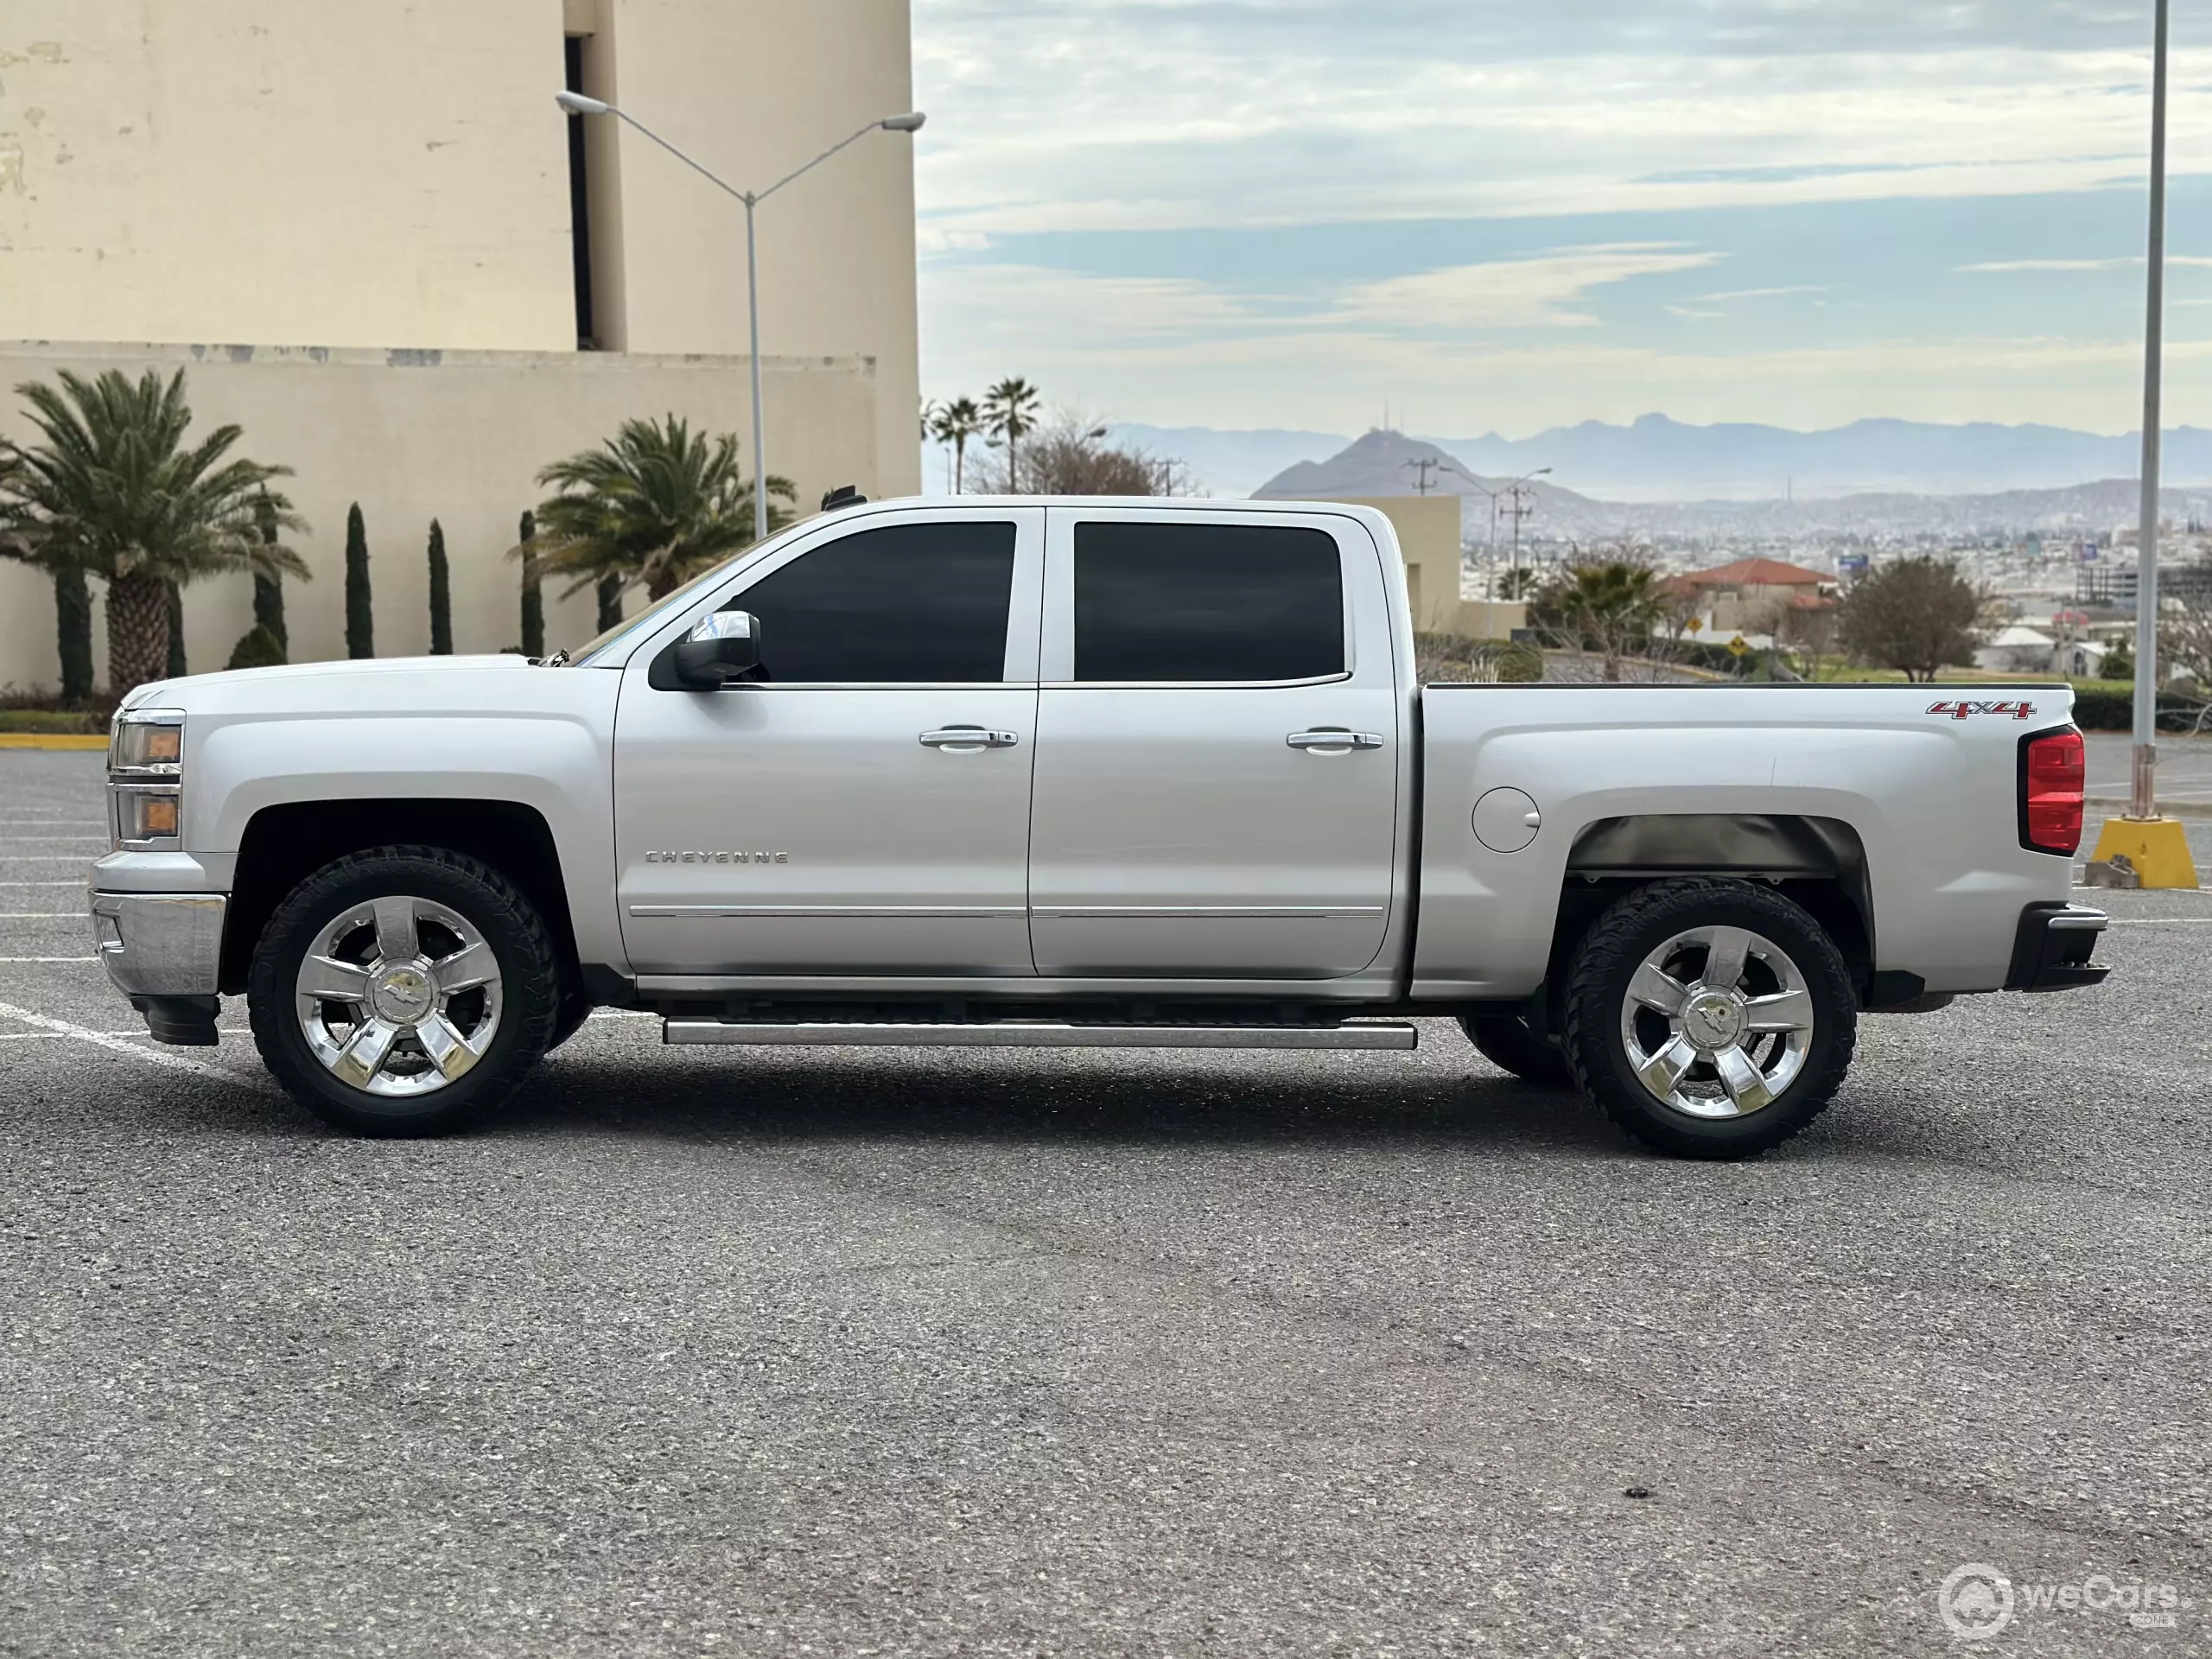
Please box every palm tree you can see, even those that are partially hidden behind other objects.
[3,368,307,694]
[0,444,96,702]
[931,397,985,494]
[529,416,796,606]
[1532,562,1670,683]
[982,378,1042,493]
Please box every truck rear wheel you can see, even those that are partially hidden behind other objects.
[1459,1014,1572,1086]
[1561,877,1855,1160]
[248,846,560,1136]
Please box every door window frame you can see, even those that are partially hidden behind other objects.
[616,505,1047,690]
[1039,505,1381,690]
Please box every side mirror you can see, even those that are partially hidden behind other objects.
[672,610,761,688]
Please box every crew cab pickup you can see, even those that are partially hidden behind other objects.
[90,497,2110,1158]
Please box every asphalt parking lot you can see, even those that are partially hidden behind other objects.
[3,748,2209,1657]
[2087,732,2212,813]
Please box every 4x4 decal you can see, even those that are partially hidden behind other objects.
[1928,699,2038,721]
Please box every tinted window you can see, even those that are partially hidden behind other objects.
[1073,522,1345,683]
[732,522,1017,683]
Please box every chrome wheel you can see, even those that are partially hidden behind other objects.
[1618,924,1814,1120]
[293,895,503,1097]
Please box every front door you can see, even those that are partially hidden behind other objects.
[614,507,1045,976]
[1027,507,1402,980]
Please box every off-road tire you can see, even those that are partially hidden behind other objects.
[1562,877,1856,1160]
[249,846,561,1136]
[1459,1014,1573,1086]
[546,988,594,1052]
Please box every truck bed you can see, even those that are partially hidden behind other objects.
[1412,683,2075,1001]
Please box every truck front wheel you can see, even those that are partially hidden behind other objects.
[1561,877,1856,1160]
[248,846,561,1136]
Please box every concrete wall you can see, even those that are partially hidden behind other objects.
[0,3,576,353]
[0,341,878,692]
[584,0,923,495]
[0,0,921,495]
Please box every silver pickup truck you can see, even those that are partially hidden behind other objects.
[90,496,2108,1159]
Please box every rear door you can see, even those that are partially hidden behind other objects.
[1027,507,1402,979]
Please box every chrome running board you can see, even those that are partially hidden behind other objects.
[662,1020,1418,1051]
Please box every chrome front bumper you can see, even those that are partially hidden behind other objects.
[90,890,226,999]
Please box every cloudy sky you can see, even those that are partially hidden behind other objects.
[911,0,2212,437]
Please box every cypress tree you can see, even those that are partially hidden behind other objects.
[252,491,287,658]
[163,581,187,678]
[345,503,373,658]
[518,509,545,659]
[596,574,623,632]
[427,518,453,655]
[53,567,93,705]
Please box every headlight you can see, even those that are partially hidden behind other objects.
[110,709,186,849]
[111,709,185,775]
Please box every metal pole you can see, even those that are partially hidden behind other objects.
[1510,486,1522,598]
[2133,0,2170,819]
[745,194,768,546]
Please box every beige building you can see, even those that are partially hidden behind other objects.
[1327,496,1525,640]
[1666,557,1838,637]
[0,0,921,684]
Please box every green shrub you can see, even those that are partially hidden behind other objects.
[518,509,545,660]
[2069,687,2202,732]
[54,567,94,705]
[0,709,105,734]
[427,518,453,655]
[345,503,374,658]
[225,625,287,671]
[1415,633,1547,683]
[1496,643,1542,682]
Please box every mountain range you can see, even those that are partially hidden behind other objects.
[1249,429,2212,543]
[1102,415,2212,505]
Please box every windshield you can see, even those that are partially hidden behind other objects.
[564,550,765,667]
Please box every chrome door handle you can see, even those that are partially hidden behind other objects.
[1287,729,1384,752]
[920,727,1020,750]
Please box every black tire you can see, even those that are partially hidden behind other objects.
[546,988,594,1052]
[1561,877,1856,1160]
[248,846,561,1136]
[1459,1014,1573,1086]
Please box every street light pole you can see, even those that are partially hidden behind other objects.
[554,93,925,543]
[2132,0,2170,820]
[1503,468,1552,600]
[745,193,766,544]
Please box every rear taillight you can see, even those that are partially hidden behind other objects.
[2021,728,2086,855]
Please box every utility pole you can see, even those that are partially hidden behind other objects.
[1503,470,1550,599]
[2087,0,2196,888]
[1403,457,1441,496]
[1454,464,1551,600]
[1507,484,1530,595]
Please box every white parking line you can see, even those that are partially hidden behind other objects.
[0,1000,271,1086]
